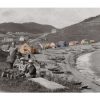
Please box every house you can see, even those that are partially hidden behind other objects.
[18,43,32,55]
[81,39,89,45]
[57,41,67,47]
[31,47,38,54]
[32,42,44,50]
[18,42,39,54]
[49,42,56,48]
[69,41,74,46]
[69,41,79,46]
[19,36,25,42]
[44,43,51,49]
[90,40,95,44]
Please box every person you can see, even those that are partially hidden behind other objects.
[6,42,17,69]
[15,57,28,78]
[24,59,36,78]
[18,57,27,71]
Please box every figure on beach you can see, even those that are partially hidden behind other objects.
[24,59,36,78]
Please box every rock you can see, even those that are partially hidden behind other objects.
[28,77,66,91]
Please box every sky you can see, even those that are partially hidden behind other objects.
[0,8,100,28]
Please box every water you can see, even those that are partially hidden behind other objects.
[90,50,100,78]
[76,50,100,83]
[76,53,96,79]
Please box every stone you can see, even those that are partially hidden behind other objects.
[28,77,66,91]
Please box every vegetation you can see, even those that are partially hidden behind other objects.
[0,78,49,92]
[45,72,81,92]
[0,49,82,92]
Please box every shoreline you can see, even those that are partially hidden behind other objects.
[76,52,95,78]
[90,50,100,77]
[66,45,100,92]
[76,50,100,81]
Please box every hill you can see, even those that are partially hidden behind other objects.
[0,22,56,34]
[1,15,100,43]
[46,15,100,43]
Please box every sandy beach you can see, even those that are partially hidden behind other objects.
[76,53,95,76]
[90,50,100,78]
[76,50,100,83]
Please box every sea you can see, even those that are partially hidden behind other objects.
[76,50,100,82]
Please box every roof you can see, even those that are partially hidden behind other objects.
[18,43,31,54]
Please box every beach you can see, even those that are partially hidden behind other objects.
[90,50,100,78]
[76,50,100,83]
[76,53,94,76]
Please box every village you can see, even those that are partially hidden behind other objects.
[1,31,96,52]
[0,30,99,92]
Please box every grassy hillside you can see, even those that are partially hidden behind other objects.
[0,22,56,34]
[0,15,100,43]
[46,15,100,43]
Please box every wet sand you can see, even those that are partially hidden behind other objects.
[76,50,100,89]
[90,50,100,78]
[76,53,95,78]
